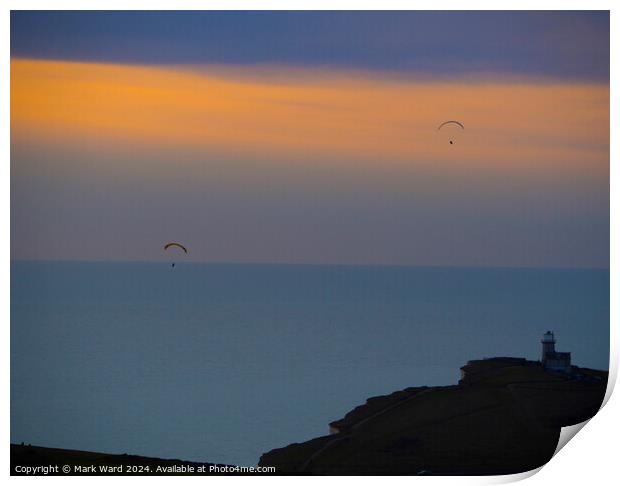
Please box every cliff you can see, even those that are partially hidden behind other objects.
[11,358,608,476]
[258,358,608,475]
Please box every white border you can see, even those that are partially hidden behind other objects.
[2,3,616,485]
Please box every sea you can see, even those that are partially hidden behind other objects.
[10,261,609,466]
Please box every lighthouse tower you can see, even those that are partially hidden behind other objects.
[541,331,556,363]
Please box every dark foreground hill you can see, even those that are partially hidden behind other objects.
[10,444,240,475]
[259,358,608,475]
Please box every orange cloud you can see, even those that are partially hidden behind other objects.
[11,59,609,172]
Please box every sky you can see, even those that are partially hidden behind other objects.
[10,11,609,267]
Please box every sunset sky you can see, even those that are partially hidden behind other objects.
[10,11,609,267]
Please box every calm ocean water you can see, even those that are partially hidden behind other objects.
[11,261,609,465]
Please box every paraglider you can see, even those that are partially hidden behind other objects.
[164,242,188,267]
[438,120,464,145]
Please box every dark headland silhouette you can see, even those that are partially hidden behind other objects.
[11,332,607,476]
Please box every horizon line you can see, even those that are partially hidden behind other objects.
[9,258,610,272]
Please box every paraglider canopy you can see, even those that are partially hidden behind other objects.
[164,242,188,253]
[437,120,465,130]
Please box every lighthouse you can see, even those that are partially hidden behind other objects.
[540,331,571,372]
[541,331,556,363]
